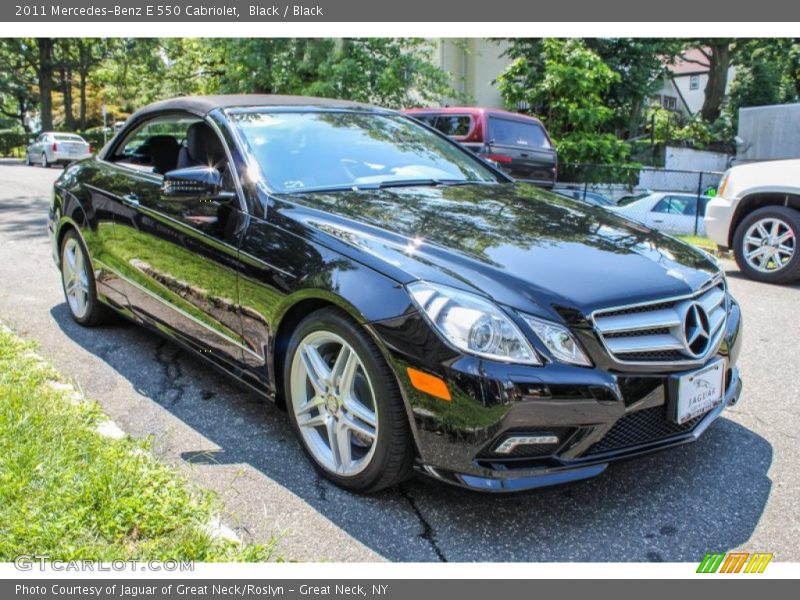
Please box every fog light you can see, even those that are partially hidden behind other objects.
[494,434,560,455]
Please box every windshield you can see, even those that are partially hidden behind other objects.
[230,110,501,193]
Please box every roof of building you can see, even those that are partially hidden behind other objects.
[669,48,711,76]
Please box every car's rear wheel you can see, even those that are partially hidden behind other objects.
[41,152,49,168]
[284,307,414,493]
[733,206,800,283]
[60,230,112,326]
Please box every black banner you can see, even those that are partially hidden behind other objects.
[2,0,800,22]
[3,579,796,600]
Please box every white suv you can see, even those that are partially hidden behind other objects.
[706,159,800,283]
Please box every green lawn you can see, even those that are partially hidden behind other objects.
[0,325,275,562]
[676,235,719,253]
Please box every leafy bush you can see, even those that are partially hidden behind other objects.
[0,129,29,157]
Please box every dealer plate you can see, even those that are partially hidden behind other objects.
[674,359,725,425]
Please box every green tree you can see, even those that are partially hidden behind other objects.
[202,38,451,108]
[727,39,800,125]
[585,38,683,139]
[497,38,630,164]
[0,40,39,132]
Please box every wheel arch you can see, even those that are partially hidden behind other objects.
[54,212,89,267]
[268,288,424,460]
[729,191,800,247]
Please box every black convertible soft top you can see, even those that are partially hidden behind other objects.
[129,94,381,121]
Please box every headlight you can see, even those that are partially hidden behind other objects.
[521,315,592,367]
[407,281,540,365]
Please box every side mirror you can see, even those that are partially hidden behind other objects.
[29,138,35,144]
[162,166,222,198]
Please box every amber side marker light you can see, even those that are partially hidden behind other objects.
[406,367,451,401]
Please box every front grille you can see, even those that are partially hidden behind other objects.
[592,278,727,365]
[585,405,702,455]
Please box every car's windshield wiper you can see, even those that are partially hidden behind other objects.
[375,178,494,189]
[281,179,496,194]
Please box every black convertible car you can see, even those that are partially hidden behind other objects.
[48,95,743,492]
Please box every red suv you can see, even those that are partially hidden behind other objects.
[402,107,557,188]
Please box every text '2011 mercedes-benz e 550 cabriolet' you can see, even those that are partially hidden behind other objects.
[48,95,743,493]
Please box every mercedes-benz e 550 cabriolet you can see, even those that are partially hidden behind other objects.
[48,95,743,492]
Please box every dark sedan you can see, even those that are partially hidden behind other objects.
[48,95,743,493]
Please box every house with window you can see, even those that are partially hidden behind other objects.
[651,48,736,117]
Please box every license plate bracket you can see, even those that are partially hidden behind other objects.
[667,359,725,425]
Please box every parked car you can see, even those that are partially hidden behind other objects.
[706,159,800,283]
[403,107,557,188]
[26,132,92,167]
[609,192,710,235]
[552,186,614,208]
[616,191,652,206]
[48,95,742,493]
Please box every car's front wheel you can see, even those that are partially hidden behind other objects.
[60,230,112,326]
[284,307,414,493]
[733,206,800,283]
[41,152,49,168]
[25,152,32,166]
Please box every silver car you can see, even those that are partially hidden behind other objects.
[25,132,92,168]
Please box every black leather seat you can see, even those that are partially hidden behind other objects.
[138,135,180,175]
[177,122,226,170]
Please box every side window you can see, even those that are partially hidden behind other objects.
[678,196,698,216]
[652,197,672,213]
[653,196,695,215]
[111,115,198,175]
[433,115,472,137]
[413,114,472,137]
[488,117,551,148]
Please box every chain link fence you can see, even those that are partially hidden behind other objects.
[556,164,724,236]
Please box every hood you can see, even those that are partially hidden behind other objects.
[273,183,719,317]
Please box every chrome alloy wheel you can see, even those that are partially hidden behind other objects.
[743,217,796,273]
[289,331,379,476]
[61,238,91,319]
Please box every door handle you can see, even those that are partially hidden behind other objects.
[121,193,140,207]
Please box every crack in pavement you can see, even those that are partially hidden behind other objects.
[314,475,329,502]
[153,339,187,406]
[399,484,447,562]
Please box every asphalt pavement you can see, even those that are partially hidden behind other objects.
[1,159,798,562]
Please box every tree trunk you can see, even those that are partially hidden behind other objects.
[700,43,731,122]
[79,71,88,130]
[61,64,76,129]
[37,39,54,131]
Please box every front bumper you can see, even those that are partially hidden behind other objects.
[377,297,743,492]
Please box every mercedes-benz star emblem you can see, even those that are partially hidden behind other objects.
[683,302,711,357]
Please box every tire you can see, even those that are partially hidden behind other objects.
[60,229,113,326]
[25,152,32,166]
[284,307,414,493]
[41,152,49,168]
[733,206,800,284]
